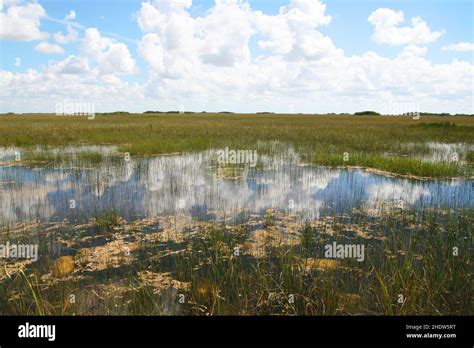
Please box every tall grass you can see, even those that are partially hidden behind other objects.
[1,114,473,177]
[1,209,471,315]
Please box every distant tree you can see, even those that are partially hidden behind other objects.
[420,112,455,117]
[100,111,130,115]
[354,111,380,116]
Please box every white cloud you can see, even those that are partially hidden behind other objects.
[137,33,165,73]
[135,0,339,82]
[1,0,473,114]
[254,0,336,60]
[45,56,90,75]
[196,1,254,67]
[399,44,427,57]
[64,10,76,21]
[0,2,48,41]
[368,8,442,45]
[54,25,79,44]
[132,0,471,113]
[0,66,145,113]
[442,42,474,52]
[34,41,64,54]
[81,28,137,75]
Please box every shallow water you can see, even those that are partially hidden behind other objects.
[402,142,473,164]
[0,147,472,225]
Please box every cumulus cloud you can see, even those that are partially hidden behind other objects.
[368,8,442,45]
[81,28,137,75]
[54,26,79,44]
[442,42,474,52]
[137,33,165,73]
[254,0,336,60]
[1,0,473,114]
[45,55,90,75]
[0,2,48,41]
[132,0,470,113]
[0,66,145,113]
[197,1,254,67]
[34,41,64,54]
[135,0,340,85]
[54,19,80,45]
[399,44,427,57]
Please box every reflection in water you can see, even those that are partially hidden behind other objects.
[0,148,472,225]
[401,142,474,164]
[0,145,119,162]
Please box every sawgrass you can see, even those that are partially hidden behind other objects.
[1,113,472,177]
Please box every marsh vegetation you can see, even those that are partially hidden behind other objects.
[1,113,472,178]
[0,114,472,315]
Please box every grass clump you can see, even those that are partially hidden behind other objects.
[313,153,465,178]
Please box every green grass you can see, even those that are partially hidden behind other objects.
[20,150,106,164]
[1,209,471,315]
[0,113,471,316]
[0,113,473,177]
[313,153,464,178]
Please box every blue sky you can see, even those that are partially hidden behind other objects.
[0,0,473,113]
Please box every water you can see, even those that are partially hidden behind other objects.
[402,142,473,164]
[1,147,472,226]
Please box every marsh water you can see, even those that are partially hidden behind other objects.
[1,145,473,316]
[1,146,472,226]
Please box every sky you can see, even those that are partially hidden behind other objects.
[0,0,473,114]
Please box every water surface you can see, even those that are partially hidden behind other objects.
[1,147,472,225]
